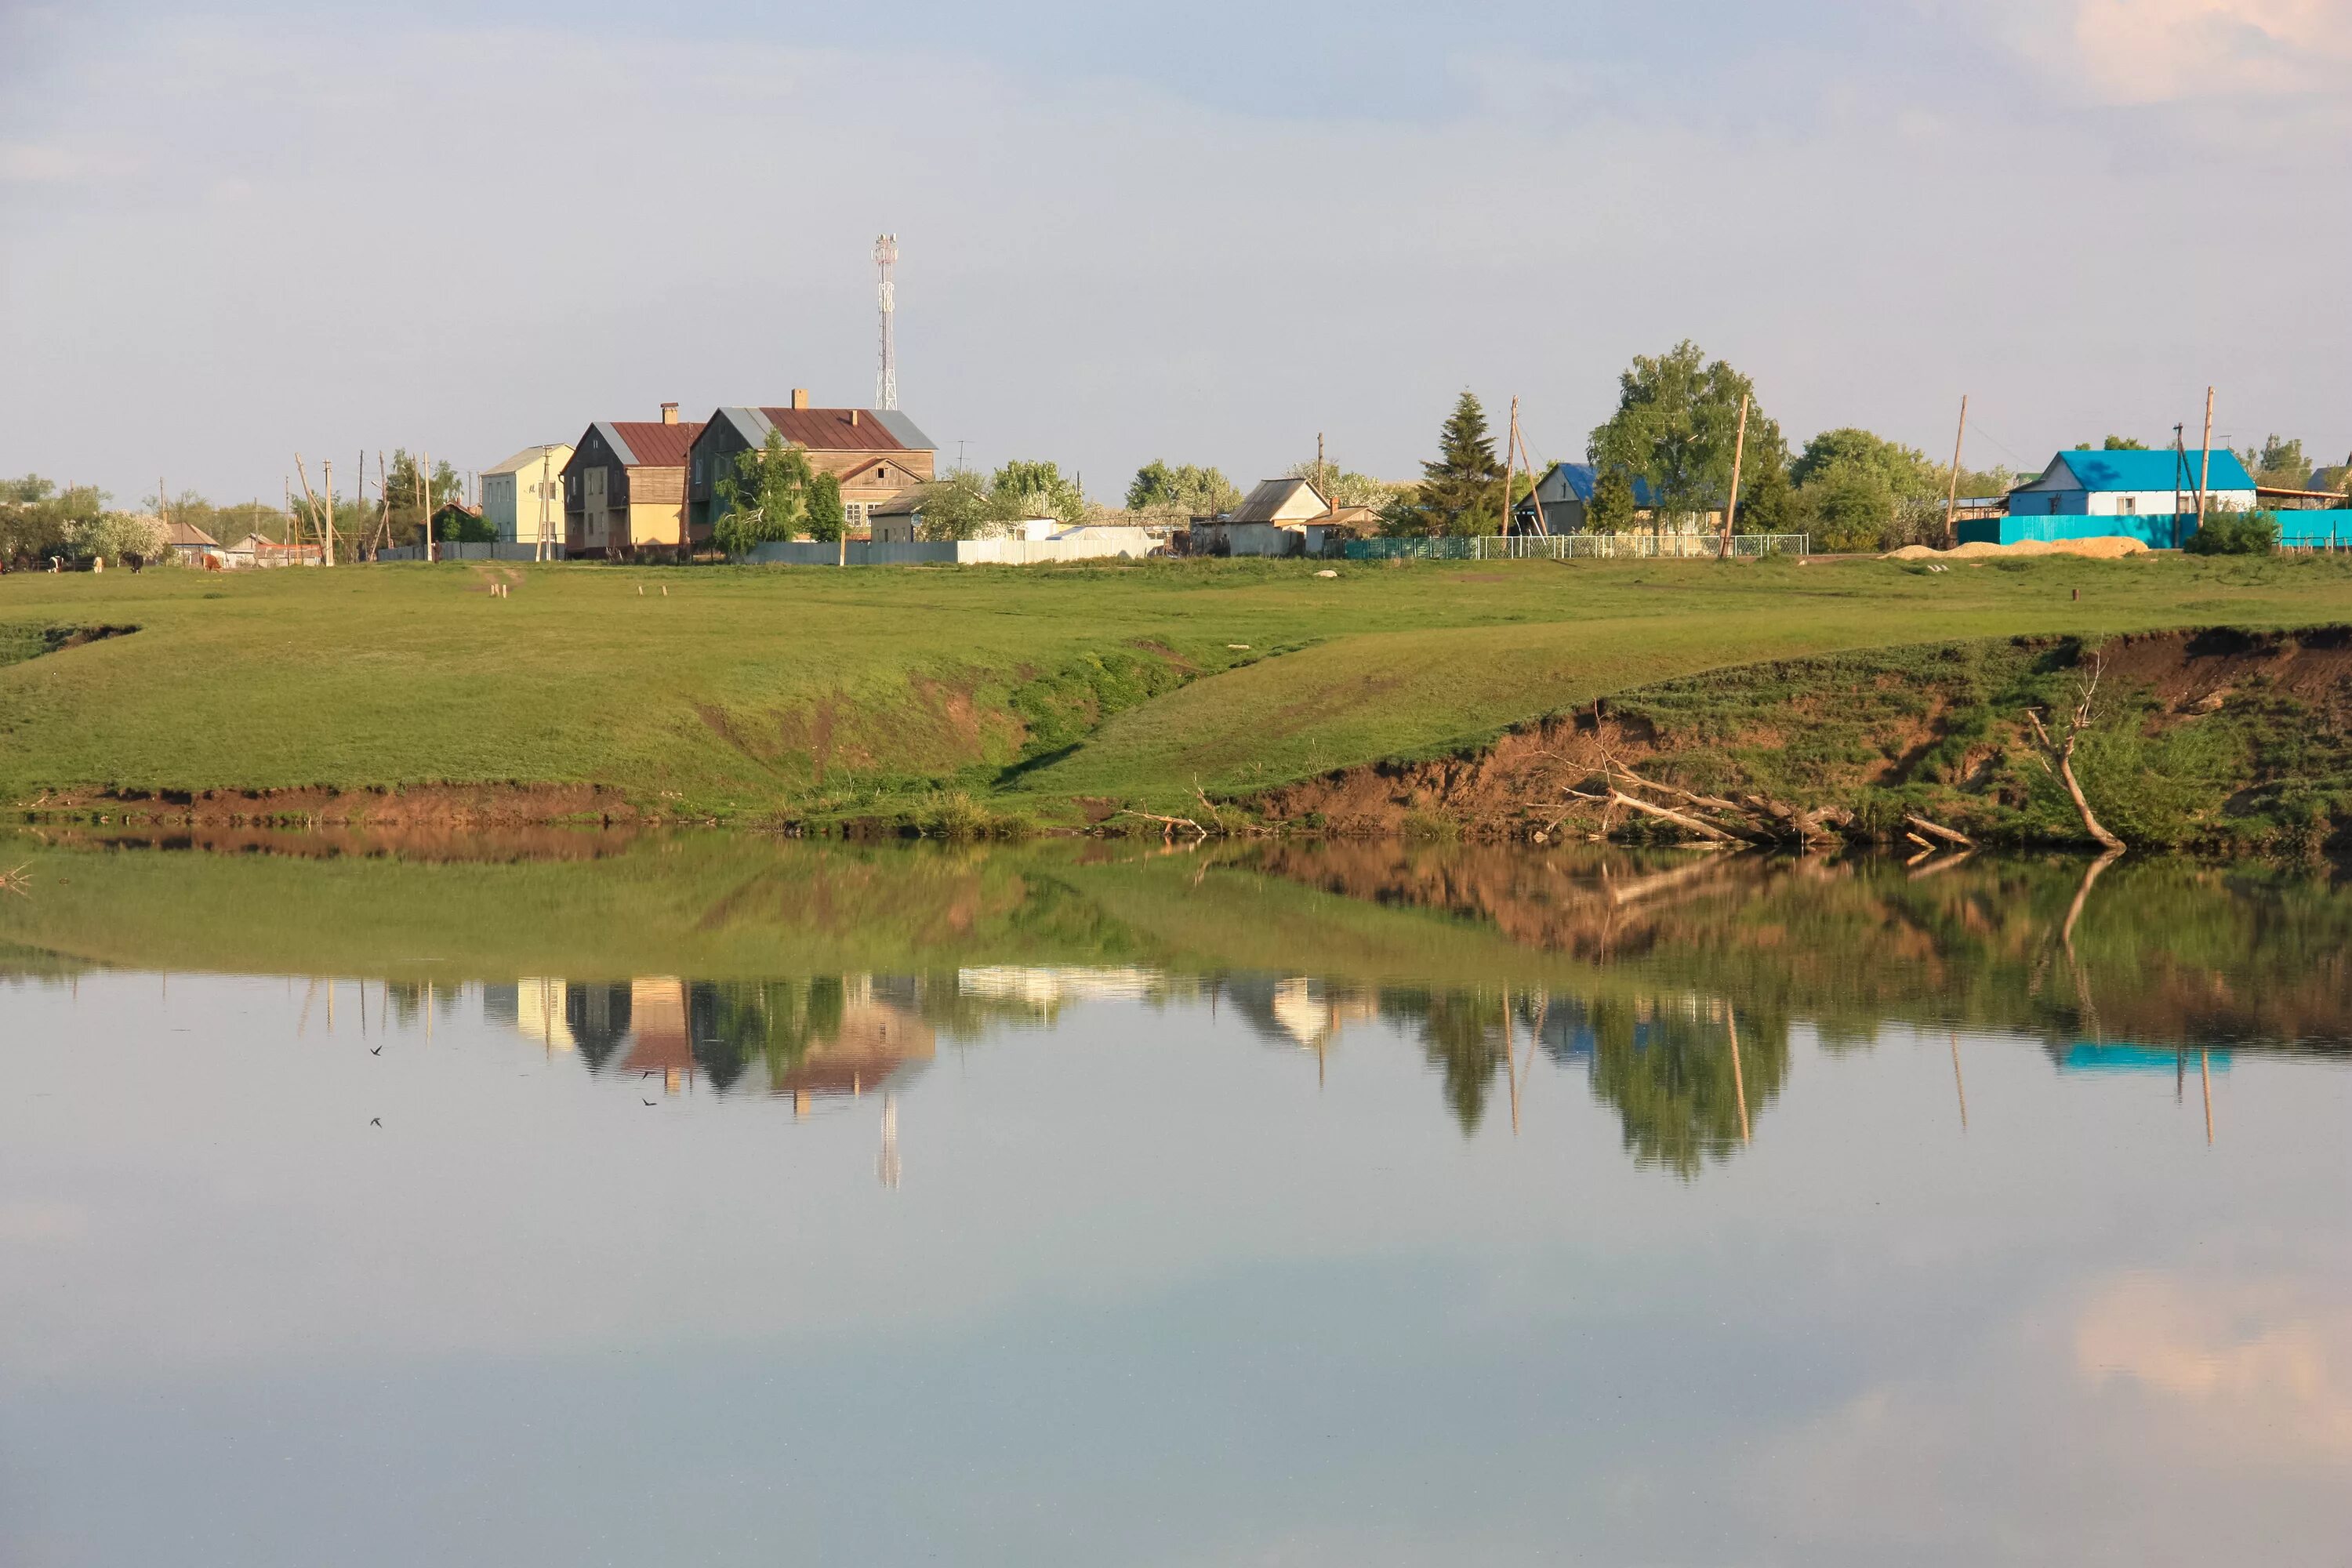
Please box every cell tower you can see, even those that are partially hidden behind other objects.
[873,233,899,412]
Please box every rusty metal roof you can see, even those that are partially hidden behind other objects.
[603,420,702,470]
[723,406,935,452]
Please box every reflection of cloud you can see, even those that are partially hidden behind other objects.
[1998,0,2352,102]
[2075,1272,2352,1454]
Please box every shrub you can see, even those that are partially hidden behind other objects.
[2185,506,2279,556]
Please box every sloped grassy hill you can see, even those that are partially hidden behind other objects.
[2,552,2348,826]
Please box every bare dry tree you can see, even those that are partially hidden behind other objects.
[2024,652,2125,853]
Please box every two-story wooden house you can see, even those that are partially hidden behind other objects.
[559,404,704,558]
[688,390,936,537]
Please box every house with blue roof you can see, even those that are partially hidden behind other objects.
[1960,448,2263,548]
[1513,463,1716,534]
[2007,448,2255,519]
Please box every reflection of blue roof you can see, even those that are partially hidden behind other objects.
[2056,1042,2231,1075]
[2053,450,2253,492]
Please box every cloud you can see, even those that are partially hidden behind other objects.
[2000,0,2352,102]
[0,140,140,184]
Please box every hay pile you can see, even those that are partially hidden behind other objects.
[1887,537,2150,561]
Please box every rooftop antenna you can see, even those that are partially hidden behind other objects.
[873,233,899,412]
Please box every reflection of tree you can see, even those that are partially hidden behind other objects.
[1585,999,1788,1178]
[564,982,633,1072]
[1377,988,1513,1134]
[684,978,846,1091]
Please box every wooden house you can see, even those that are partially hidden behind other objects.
[560,404,704,558]
[688,390,936,538]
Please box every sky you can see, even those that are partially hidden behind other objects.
[3,0,2349,506]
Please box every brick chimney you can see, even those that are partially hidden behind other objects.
[659,401,679,425]
[790,388,810,411]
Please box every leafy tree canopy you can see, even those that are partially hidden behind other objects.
[1127,460,1240,517]
[988,459,1086,528]
[1790,427,1941,499]
[1588,342,1785,524]
[2074,435,2150,451]
[713,430,815,556]
[2240,434,2309,488]
[1282,459,1399,512]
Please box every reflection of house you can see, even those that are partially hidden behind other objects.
[624,976,693,1092]
[955,966,1164,1014]
[771,996,936,1113]
[1266,978,1377,1054]
[2050,1041,2232,1075]
[514,978,573,1050]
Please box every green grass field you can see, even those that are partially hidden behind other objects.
[3,553,2350,823]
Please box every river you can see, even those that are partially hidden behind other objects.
[2,832,2347,1565]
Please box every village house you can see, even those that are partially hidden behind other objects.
[559,404,703,558]
[687,391,936,538]
[481,443,574,549]
[223,533,324,568]
[1514,464,1694,533]
[159,517,223,565]
[2005,449,2256,517]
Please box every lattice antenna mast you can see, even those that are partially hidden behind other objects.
[873,233,899,412]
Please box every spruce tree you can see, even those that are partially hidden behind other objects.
[1414,391,1506,535]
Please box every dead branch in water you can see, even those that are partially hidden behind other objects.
[1904,813,1976,849]
[2025,653,2125,853]
[0,864,29,898]
[1117,809,1209,844]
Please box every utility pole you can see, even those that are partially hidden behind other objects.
[539,452,552,562]
[2196,386,2216,539]
[1501,395,1520,540]
[1719,393,1750,560]
[322,458,333,566]
[873,234,899,412]
[1508,401,1547,536]
[158,476,169,529]
[420,451,433,563]
[1316,431,1327,505]
[1940,394,1969,547]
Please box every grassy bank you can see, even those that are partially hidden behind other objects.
[3,553,2350,827]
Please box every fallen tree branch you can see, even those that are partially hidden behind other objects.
[1116,809,1209,844]
[2024,655,2125,853]
[1606,789,1740,843]
[1904,813,1976,849]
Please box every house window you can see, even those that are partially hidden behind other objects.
[2118,495,2138,515]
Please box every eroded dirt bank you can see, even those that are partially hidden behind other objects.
[20,782,644,832]
[1250,628,2352,855]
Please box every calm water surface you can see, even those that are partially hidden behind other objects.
[2,834,2348,1566]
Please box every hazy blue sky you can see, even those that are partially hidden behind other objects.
[4,0,2349,503]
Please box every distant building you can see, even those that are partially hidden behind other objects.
[1513,464,1695,534]
[1192,477,1328,556]
[688,391,937,539]
[2006,449,2256,517]
[560,404,704,558]
[481,444,574,548]
[223,532,323,568]
[158,517,222,564]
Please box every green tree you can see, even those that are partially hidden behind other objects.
[1282,459,1397,512]
[909,470,996,541]
[1588,343,1784,527]
[713,430,814,557]
[2239,434,2308,489]
[1399,391,1506,536]
[2183,504,2280,555]
[1805,466,1898,554]
[0,476,104,565]
[1790,428,1940,498]
[1127,460,1241,517]
[989,459,1086,527]
[807,471,846,541]
[1587,468,1639,533]
[2074,435,2150,451]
